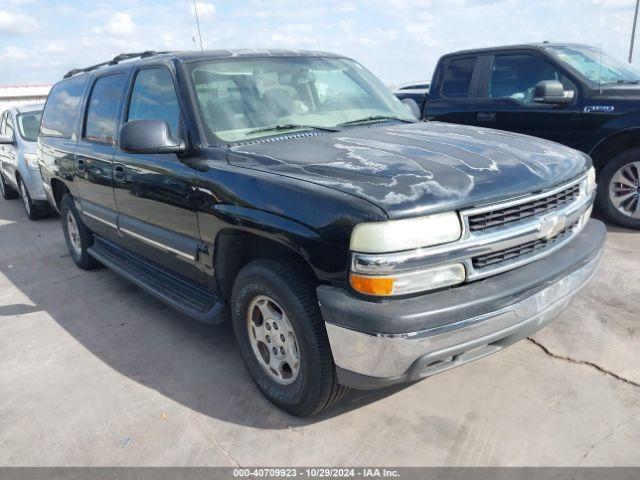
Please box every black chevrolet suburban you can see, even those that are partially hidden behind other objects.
[407,43,640,229]
[38,50,605,416]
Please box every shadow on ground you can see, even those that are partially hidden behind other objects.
[0,199,412,430]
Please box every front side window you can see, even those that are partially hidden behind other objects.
[84,74,126,144]
[40,76,87,138]
[547,45,640,86]
[127,68,181,137]
[441,57,476,98]
[187,56,414,142]
[489,54,574,105]
[17,111,43,142]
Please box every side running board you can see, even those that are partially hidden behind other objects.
[88,237,226,324]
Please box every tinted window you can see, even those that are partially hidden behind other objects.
[441,58,476,98]
[84,74,126,144]
[127,68,180,136]
[41,77,87,138]
[489,54,574,104]
[17,111,43,142]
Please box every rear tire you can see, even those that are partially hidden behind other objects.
[0,172,18,200]
[231,259,348,416]
[18,178,50,220]
[596,149,640,230]
[60,194,100,270]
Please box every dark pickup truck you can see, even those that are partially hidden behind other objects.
[399,43,640,229]
[38,49,605,416]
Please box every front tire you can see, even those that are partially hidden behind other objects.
[0,172,18,200]
[18,178,50,220]
[231,259,348,416]
[596,149,640,230]
[60,194,100,270]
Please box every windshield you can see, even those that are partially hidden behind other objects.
[547,45,640,86]
[17,111,43,142]
[187,56,414,142]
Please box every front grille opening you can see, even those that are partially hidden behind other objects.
[472,221,578,270]
[468,184,580,232]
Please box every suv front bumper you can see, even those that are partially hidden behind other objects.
[318,219,606,389]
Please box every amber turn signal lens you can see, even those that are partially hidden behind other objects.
[349,273,394,296]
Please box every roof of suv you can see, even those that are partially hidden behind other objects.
[63,49,348,80]
[441,42,590,58]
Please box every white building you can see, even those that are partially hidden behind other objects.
[0,84,52,112]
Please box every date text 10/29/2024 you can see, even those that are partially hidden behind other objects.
[233,468,400,478]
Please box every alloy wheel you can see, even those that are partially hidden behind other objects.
[66,210,82,256]
[246,295,300,385]
[19,182,30,215]
[609,161,640,219]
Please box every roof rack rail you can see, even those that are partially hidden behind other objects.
[63,51,170,79]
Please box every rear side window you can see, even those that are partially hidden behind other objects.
[41,77,87,138]
[441,57,476,98]
[127,68,180,136]
[84,74,126,144]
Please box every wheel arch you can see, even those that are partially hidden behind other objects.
[589,128,640,171]
[50,178,70,211]
[214,228,325,303]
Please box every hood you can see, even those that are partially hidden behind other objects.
[229,121,590,219]
[593,84,640,100]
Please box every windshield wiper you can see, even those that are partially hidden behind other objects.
[338,115,417,126]
[247,124,340,135]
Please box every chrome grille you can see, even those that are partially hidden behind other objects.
[467,184,580,232]
[472,221,578,270]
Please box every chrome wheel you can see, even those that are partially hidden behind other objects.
[609,161,640,219]
[66,210,82,256]
[246,295,300,385]
[19,181,30,215]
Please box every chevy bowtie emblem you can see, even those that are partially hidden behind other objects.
[539,213,567,240]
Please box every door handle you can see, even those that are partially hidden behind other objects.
[113,164,126,182]
[476,112,496,123]
[76,157,86,171]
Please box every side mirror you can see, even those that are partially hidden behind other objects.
[401,98,422,119]
[533,80,572,105]
[0,133,15,145]
[119,120,186,154]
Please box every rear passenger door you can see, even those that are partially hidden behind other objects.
[426,55,484,125]
[75,73,128,240]
[2,112,18,187]
[112,66,203,284]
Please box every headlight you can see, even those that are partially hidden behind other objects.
[350,212,461,253]
[349,212,464,296]
[585,167,596,195]
[23,153,39,170]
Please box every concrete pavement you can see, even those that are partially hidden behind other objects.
[0,197,638,466]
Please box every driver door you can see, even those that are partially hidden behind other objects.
[472,52,580,148]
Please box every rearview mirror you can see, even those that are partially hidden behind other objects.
[533,80,572,105]
[0,133,14,145]
[401,98,422,119]
[119,120,186,154]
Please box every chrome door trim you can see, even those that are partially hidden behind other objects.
[119,227,196,261]
[83,211,118,229]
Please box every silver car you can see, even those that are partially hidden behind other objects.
[0,104,51,220]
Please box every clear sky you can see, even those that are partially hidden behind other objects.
[1,0,639,86]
